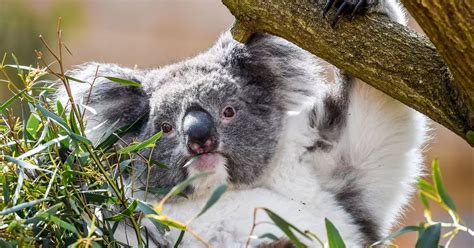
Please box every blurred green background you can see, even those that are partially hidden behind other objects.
[0,0,83,103]
[0,0,472,246]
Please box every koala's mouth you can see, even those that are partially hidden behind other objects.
[181,152,229,197]
[183,152,222,172]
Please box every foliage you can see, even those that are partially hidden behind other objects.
[368,159,473,247]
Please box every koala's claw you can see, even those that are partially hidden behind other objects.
[323,0,368,27]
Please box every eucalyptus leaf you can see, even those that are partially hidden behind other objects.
[105,199,138,221]
[146,215,186,230]
[104,76,142,87]
[66,75,88,84]
[137,200,169,234]
[36,212,79,235]
[0,198,49,215]
[95,113,147,150]
[174,231,185,248]
[36,104,72,133]
[26,114,41,137]
[432,160,456,211]
[259,233,280,241]
[4,64,38,71]
[415,223,441,248]
[18,134,68,159]
[196,184,227,218]
[10,54,21,74]
[0,89,26,113]
[372,225,422,246]
[325,218,345,248]
[262,208,310,248]
[4,155,51,172]
[164,172,212,200]
[119,131,162,153]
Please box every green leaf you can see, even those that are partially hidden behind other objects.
[10,53,21,74]
[174,231,186,248]
[146,215,187,230]
[95,113,147,150]
[4,64,38,71]
[26,114,41,137]
[372,225,422,246]
[466,130,474,145]
[21,107,30,143]
[144,187,174,196]
[415,223,441,248]
[82,193,113,205]
[36,104,72,133]
[151,159,169,169]
[0,198,49,215]
[24,203,64,225]
[36,104,91,145]
[164,172,212,200]
[36,212,79,235]
[119,131,162,153]
[105,199,138,221]
[69,108,81,134]
[69,132,92,145]
[0,239,14,248]
[419,193,431,211]
[104,76,142,87]
[259,233,280,241]
[2,176,10,205]
[325,218,346,248]
[196,184,227,218]
[65,75,88,84]
[432,160,457,211]
[156,172,213,213]
[4,155,51,172]
[136,200,169,234]
[0,89,26,113]
[262,208,309,248]
[17,134,68,159]
[417,179,436,196]
[56,100,65,116]
[113,159,133,179]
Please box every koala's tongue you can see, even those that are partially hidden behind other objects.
[192,153,218,171]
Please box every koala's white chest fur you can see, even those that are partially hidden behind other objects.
[158,188,361,248]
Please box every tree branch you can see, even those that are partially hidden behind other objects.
[222,0,473,146]
[400,0,474,143]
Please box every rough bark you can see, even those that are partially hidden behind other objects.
[400,0,474,142]
[222,0,473,146]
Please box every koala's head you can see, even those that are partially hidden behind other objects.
[62,32,322,196]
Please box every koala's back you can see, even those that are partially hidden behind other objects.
[302,78,427,242]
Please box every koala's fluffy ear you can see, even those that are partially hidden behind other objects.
[56,62,149,142]
[234,33,325,111]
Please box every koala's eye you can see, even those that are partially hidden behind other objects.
[161,122,173,133]
[222,106,235,119]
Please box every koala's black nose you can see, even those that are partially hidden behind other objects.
[183,110,217,154]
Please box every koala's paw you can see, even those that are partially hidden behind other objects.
[323,0,378,27]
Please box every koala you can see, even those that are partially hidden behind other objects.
[57,0,427,247]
